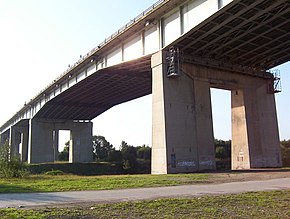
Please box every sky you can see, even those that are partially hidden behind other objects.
[0,0,289,150]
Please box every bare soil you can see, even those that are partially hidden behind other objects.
[206,168,290,184]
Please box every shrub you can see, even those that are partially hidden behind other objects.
[0,143,28,178]
[44,169,65,175]
[281,143,290,167]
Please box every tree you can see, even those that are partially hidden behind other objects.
[281,139,290,167]
[215,146,227,160]
[136,145,151,160]
[107,149,123,162]
[0,142,27,178]
[58,141,69,161]
[214,139,231,160]
[92,135,114,161]
[120,141,137,171]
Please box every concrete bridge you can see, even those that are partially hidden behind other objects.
[0,0,289,174]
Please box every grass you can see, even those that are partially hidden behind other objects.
[0,173,209,193]
[0,190,289,218]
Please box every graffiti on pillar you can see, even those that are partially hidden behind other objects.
[171,154,176,168]
[177,160,195,167]
[199,160,215,167]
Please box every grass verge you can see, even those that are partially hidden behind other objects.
[0,174,209,193]
[0,190,289,218]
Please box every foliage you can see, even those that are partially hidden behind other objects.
[0,142,28,178]
[136,145,151,160]
[93,135,114,161]
[214,139,231,160]
[28,162,123,176]
[107,150,123,162]
[58,141,69,161]
[214,139,231,170]
[0,190,289,218]
[281,139,290,167]
[120,141,138,172]
[215,146,227,160]
[44,169,65,175]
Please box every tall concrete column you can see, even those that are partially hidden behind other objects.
[28,118,54,163]
[9,126,21,157]
[231,78,282,169]
[69,121,93,163]
[19,127,29,162]
[0,130,10,145]
[151,51,215,174]
[53,130,59,161]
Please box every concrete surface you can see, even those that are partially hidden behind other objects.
[0,177,289,209]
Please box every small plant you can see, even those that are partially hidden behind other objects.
[44,169,65,175]
[0,142,28,178]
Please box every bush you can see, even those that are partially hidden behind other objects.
[28,162,124,175]
[0,143,28,178]
[281,141,290,167]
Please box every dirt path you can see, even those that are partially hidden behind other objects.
[1,170,290,209]
[206,169,290,183]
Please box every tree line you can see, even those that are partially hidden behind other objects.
[58,135,151,172]
[58,137,290,170]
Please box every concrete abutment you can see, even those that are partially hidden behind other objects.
[151,50,282,174]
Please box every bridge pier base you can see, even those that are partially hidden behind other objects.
[28,119,55,163]
[231,83,282,169]
[182,62,282,171]
[0,130,10,145]
[8,120,29,162]
[151,51,216,174]
[151,50,282,174]
[28,119,93,164]
[68,121,93,163]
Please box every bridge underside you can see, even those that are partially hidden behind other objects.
[1,0,289,170]
[175,0,290,72]
[36,56,152,120]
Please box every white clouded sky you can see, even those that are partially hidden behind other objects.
[0,0,289,150]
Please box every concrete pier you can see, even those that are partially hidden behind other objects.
[151,50,281,174]
[28,119,93,164]
[151,51,216,174]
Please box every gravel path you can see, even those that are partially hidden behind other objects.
[1,177,289,209]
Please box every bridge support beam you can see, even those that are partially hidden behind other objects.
[151,50,282,174]
[28,119,93,163]
[28,119,55,163]
[0,130,10,146]
[181,62,282,170]
[8,120,29,162]
[231,83,282,169]
[151,51,216,174]
[68,121,93,163]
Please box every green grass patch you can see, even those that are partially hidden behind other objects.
[0,173,208,193]
[0,190,289,218]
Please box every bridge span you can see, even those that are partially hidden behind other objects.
[1,0,290,173]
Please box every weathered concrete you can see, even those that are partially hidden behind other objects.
[182,63,282,170]
[151,51,215,174]
[231,81,281,169]
[68,121,93,163]
[6,120,30,161]
[28,119,93,164]
[28,119,55,163]
[0,130,9,145]
[9,126,21,157]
